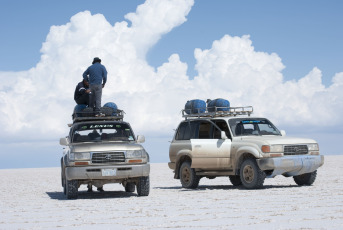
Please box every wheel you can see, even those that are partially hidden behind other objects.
[137,176,150,196]
[63,177,66,195]
[125,182,136,192]
[66,180,78,199]
[293,170,317,186]
[61,158,66,195]
[229,175,242,186]
[240,158,266,189]
[179,161,200,189]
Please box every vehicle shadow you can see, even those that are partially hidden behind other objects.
[46,190,137,200]
[154,184,299,191]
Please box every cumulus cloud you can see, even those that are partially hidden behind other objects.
[0,0,342,145]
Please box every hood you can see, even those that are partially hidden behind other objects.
[235,135,317,145]
[70,141,143,153]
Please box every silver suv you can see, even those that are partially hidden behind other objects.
[168,106,324,189]
[60,111,150,199]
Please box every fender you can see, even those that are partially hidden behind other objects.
[236,145,261,158]
[233,145,261,173]
[174,150,193,179]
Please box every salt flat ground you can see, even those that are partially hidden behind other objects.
[0,155,342,230]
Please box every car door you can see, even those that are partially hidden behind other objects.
[191,120,232,170]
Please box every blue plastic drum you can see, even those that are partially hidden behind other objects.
[74,104,88,117]
[185,99,206,114]
[103,102,118,116]
[207,98,230,112]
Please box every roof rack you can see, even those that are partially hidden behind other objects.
[182,106,253,119]
[72,109,125,124]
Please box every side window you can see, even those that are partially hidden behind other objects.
[175,122,192,140]
[213,120,231,139]
[175,122,187,140]
[189,121,199,139]
[198,121,212,139]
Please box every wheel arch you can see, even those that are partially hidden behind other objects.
[234,151,258,175]
[174,152,192,179]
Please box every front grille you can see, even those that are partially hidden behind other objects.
[91,152,125,163]
[284,145,308,155]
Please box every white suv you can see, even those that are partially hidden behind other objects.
[60,110,150,199]
[168,106,324,189]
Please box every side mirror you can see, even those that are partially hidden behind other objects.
[280,130,286,136]
[221,131,228,139]
[60,137,69,146]
[137,135,145,143]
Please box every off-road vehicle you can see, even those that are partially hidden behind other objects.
[60,109,150,199]
[168,105,324,189]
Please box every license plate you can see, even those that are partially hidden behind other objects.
[101,169,116,176]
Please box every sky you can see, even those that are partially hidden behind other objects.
[0,0,342,169]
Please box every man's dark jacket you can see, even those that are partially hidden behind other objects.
[74,81,89,105]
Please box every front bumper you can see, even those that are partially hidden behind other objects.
[65,163,150,180]
[168,162,175,170]
[257,155,324,177]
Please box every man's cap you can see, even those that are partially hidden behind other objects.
[92,57,101,64]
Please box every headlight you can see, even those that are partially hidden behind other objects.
[270,145,283,152]
[74,152,90,160]
[261,145,283,153]
[126,150,143,158]
[308,144,319,151]
[69,152,75,160]
[126,149,147,158]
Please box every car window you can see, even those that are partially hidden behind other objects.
[198,121,212,139]
[213,120,231,139]
[72,123,135,143]
[175,122,193,140]
[176,120,231,140]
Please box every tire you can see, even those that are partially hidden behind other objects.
[61,158,66,195]
[240,158,266,189]
[125,182,136,193]
[179,161,200,189]
[66,180,78,199]
[293,170,317,186]
[137,176,150,196]
[229,175,242,186]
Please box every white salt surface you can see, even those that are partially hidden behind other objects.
[0,155,342,229]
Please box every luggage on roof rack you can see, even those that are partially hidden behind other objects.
[72,101,121,122]
[72,109,125,123]
[182,106,253,119]
[207,98,230,112]
[184,99,206,115]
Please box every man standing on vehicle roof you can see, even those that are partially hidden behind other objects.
[83,57,107,117]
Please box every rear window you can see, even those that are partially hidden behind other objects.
[71,123,135,143]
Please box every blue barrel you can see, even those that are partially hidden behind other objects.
[74,104,88,117]
[185,99,206,114]
[103,102,118,116]
[207,98,230,112]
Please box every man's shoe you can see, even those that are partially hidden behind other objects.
[95,113,105,117]
[97,187,104,192]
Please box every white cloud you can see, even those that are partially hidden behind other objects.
[0,0,342,144]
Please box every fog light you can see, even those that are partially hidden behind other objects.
[128,159,142,163]
[75,162,89,165]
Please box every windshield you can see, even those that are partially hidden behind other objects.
[229,118,281,136]
[71,123,135,143]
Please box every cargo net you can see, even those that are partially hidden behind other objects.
[72,107,124,123]
[182,106,253,119]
